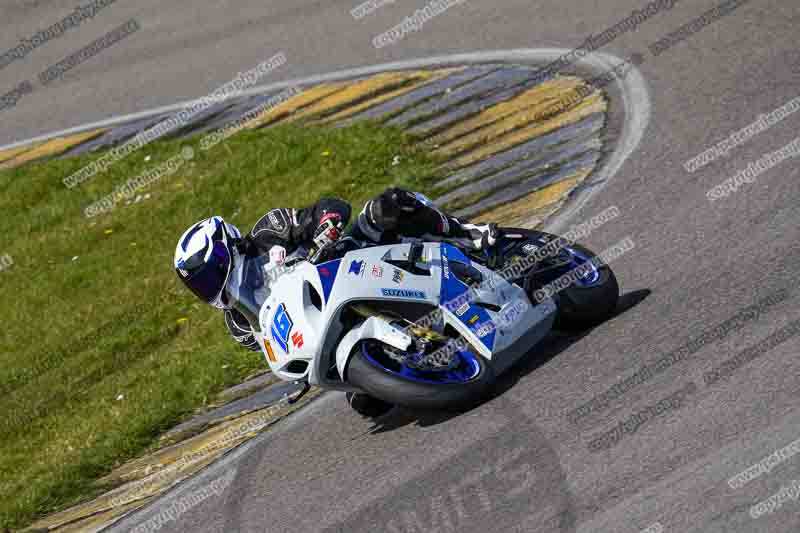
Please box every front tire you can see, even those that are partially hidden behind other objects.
[498,228,619,329]
[346,342,496,411]
[539,242,619,328]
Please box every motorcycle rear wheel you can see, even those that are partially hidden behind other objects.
[346,392,394,418]
[346,341,496,411]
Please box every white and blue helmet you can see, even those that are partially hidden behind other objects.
[174,216,242,308]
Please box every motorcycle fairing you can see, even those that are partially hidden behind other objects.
[257,242,556,389]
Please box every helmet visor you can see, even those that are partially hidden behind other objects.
[178,241,232,304]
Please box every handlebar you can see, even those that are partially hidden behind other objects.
[308,236,364,265]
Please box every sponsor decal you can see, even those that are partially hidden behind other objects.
[468,315,479,324]
[271,303,293,353]
[263,339,277,363]
[349,260,366,276]
[392,269,404,284]
[455,302,470,316]
[476,323,494,338]
[381,288,426,299]
[442,255,450,279]
[268,210,285,230]
[372,265,384,278]
[501,301,528,325]
[178,268,189,278]
[319,267,331,278]
[522,243,540,255]
[291,331,304,349]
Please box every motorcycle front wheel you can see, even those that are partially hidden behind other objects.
[501,228,619,329]
[535,241,619,329]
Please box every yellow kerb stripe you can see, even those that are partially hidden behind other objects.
[0,142,44,164]
[322,68,460,123]
[441,92,605,168]
[0,129,106,169]
[242,82,350,129]
[427,76,586,148]
[473,173,588,226]
[285,71,426,122]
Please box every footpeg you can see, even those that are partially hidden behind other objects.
[287,381,311,405]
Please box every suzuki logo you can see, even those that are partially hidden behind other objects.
[291,331,304,349]
[349,260,366,276]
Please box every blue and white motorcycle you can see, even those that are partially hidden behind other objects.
[225,228,619,415]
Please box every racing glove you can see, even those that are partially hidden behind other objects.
[312,213,344,250]
[269,245,287,266]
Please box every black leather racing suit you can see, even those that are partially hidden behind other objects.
[224,197,352,351]
[224,188,495,351]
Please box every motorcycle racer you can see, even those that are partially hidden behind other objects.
[173,187,498,352]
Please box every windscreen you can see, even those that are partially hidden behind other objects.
[224,253,272,329]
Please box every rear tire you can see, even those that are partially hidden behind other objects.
[346,343,496,411]
[346,392,394,418]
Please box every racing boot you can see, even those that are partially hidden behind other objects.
[357,187,499,251]
[446,219,499,251]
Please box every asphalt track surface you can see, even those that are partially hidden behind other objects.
[4,1,800,532]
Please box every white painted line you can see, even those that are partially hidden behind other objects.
[0,49,650,238]
[545,53,651,233]
[0,49,650,159]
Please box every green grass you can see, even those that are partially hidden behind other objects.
[0,121,441,530]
